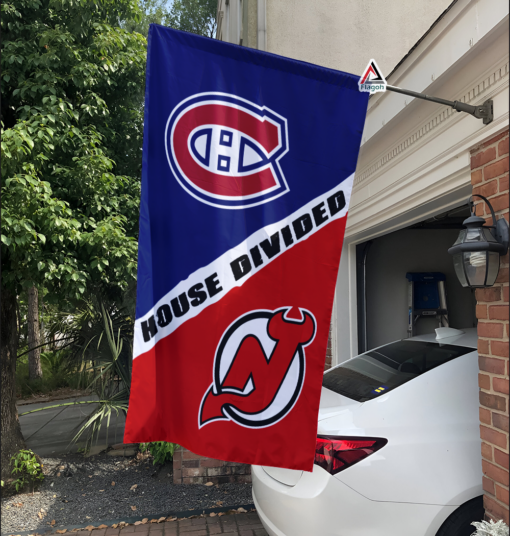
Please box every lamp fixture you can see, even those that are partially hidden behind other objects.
[448,195,509,288]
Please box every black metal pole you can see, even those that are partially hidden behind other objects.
[385,84,493,125]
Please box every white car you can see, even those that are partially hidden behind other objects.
[252,327,483,536]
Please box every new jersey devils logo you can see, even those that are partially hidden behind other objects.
[165,93,289,209]
[199,307,316,428]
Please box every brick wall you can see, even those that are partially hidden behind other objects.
[471,130,509,524]
[325,323,333,371]
[173,448,251,485]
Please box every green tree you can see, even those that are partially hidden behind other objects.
[167,0,217,38]
[123,0,217,38]
[122,0,171,37]
[0,0,146,479]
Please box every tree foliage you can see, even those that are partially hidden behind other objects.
[167,0,217,38]
[122,0,171,37]
[1,0,146,306]
[123,0,217,38]
[0,0,146,479]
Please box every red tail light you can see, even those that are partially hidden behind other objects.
[314,436,387,475]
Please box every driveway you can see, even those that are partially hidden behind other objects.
[17,395,126,456]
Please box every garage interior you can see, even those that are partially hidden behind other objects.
[356,204,478,353]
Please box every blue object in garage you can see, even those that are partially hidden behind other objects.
[406,273,448,337]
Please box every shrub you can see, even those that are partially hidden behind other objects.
[471,519,510,536]
[139,442,178,465]
[11,449,44,493]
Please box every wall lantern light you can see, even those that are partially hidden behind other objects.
[448,195,509,288]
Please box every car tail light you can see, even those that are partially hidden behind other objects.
[314,436,387,475]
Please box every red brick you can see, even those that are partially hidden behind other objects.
[484,158,510,181]
[499,138,509,157]
[178,528,207,536]
[480,392,507,412]
[482,459,510,485]
[494,377,510,395]
[491,341,509,358]
[480,132,508,149]
[182,467,205,477]
[496,267,509,284]
[482,441,493,460]
[493,412,509,433]
[472,169,483,185]
[483,475,496,494]
[182,450,205,460]
[496,484,509,505]
[484,494,510,525]
[478,339,490,355]
[473,201,485,217]
[501,251,509,266]
[495,448,510,470]
[489,306,509,321]
[182,460,200,468]
[477,305,488,319]
[472,147,497,169]
[173,469,181,484]
[488,197,510,218]
[500,174,509,193]
[478,322,504,339]
[189,519,207,526]
[479,356,507,374]
[503,286,509,302]
[476,287,502,302]
[480,425,508,449]
[480,406,492,424]
[479,374,491,390]
[200,459,224,468]
[474,180,499,198]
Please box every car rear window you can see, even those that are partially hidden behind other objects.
[322,340,473,402]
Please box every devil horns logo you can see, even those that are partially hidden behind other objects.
[199,307,316,429]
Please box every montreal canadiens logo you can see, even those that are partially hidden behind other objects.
[165,92,289,209]
[199,307,316,428]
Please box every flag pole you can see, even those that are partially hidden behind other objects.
[385,84,493,125]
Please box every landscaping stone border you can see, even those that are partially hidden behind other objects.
[2,504,256,536]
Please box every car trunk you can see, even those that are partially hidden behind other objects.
[261,388,362,486]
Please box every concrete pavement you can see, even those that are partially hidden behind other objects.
[17,396,126,457]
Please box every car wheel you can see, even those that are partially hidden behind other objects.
[436,496,484,536]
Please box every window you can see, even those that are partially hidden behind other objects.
[322,340,473,402]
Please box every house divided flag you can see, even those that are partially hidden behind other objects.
[124,25,369,471]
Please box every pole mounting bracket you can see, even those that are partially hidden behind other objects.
[385,85,494,125]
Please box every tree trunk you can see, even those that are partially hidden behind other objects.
[27,285,42,380]
[1,287,26,480]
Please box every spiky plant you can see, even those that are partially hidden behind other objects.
[471,519,510,536]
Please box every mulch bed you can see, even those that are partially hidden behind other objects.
[1,451,253,535]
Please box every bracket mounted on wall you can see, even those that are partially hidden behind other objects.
[386,85,494,125]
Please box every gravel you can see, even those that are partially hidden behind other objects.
[1,453,253,534]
